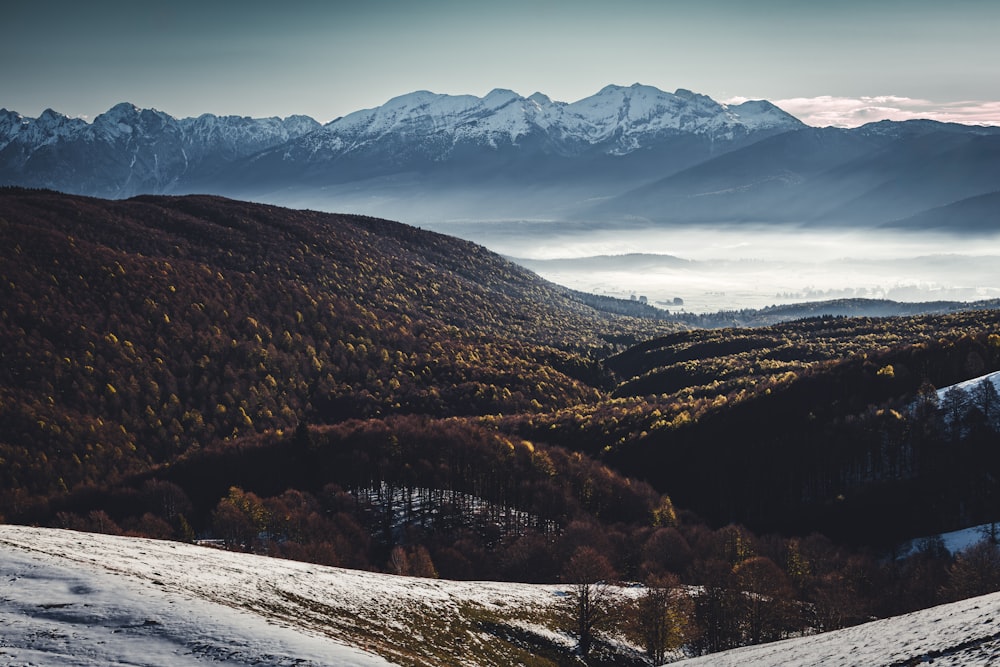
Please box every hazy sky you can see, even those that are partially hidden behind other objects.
[4,0,999,127]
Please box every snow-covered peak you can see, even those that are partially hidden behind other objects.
[321,89,542,151]
[101,102,142,121]
[528,92,553,107]
[281,114,323,136]
[18,108,87,145]
[91,103,178,142]
[0,110,28,152]
[36,108,73,128]
[726,99,805,131]
[483,88,520,106]
[313,84,804,158]
[0,108,28,144]
[673,87,712,102]
[554,83,760,151]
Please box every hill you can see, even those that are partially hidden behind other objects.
[8,525,1000,667]
[0,525,567,666]
[0,187,674,506]
[0,187,682,597]
[591,312,1000,543]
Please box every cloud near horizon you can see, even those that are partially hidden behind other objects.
[739,95,1000,128]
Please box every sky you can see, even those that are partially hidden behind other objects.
[3,0,999,128]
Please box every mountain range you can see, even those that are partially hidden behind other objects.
[0,84,968,231]
[4,85,998,229]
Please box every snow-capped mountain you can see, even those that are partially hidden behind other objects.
[290,84,801,160]
[0,85,802,215]
[7,85,995,230]
[0,104,321,197]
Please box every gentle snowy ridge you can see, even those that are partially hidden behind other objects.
[676,591,1000,666]
[0,526,569,666]
[936,369,1000,401]
[7,525,1000,666]
[0,527,396,666]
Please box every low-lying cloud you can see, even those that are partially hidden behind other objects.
[729,95,1000,128]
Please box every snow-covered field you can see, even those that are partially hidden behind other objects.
[0,526,397,666]
[7,524,1000,666]
[675,591,1000,666]
[0,525,568,666]
[937,370,1000,400]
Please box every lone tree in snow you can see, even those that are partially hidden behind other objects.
[562,545,617,658]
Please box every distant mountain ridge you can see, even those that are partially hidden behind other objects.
[596,121,1000,230]
[2,85,999,230]
[0,103,321,198]
[0,85,802,215]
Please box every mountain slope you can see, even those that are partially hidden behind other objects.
[0,188,673,504]
[0,525,568,667]
[677,589,1000,666]
[884,189,1000,232]
[595,120,1000,229]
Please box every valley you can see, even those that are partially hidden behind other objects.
[485,225,1000,315]
[3,188,1000,664]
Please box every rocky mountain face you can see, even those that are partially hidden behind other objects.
[0,103,321,198]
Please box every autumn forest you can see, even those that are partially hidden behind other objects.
[4,187,1000,660]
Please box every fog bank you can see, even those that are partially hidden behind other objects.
[424,222,1000,314]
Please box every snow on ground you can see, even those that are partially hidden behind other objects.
[676,590,1000,666]
[0,525,568,666]
[11,525,1000,666]
[899,521,999,559]
[0,526,397,666]
[937,370,1000,400]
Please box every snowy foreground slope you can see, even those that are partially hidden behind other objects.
[0,526,396,666]
[0,525,571,666]
[676,592,1000,667]
[7,525,1000,667]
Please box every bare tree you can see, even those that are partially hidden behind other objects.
[562,546,617,658]
[733,555,796,644]
[972,378,1000,430]
[943,539,1000,602]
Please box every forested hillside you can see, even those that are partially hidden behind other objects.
[0,187,673,504]
[487,312,1000,534]
[517,313,1000,543]
[5,188,1000,661]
